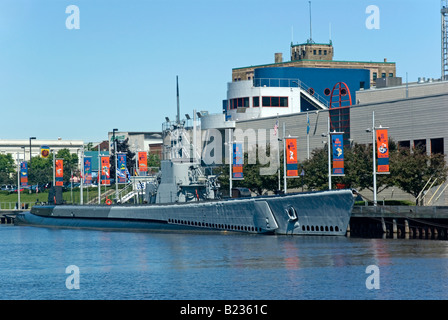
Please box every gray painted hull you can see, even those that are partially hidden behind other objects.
[15,189,354,235]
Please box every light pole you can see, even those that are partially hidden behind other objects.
[29,137,36,161]
[366,111,389,206]
[322,116,344,190]
[113,128,118,203]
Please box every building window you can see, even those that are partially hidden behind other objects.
[262,96,288,107]
[381,73,386,78]
[389,73,393,77]
[318,50,322,55]
[229,97,249,109]
[373,72,377,80]
[324,50,327,55]
[431,138,444,155]
[253,96,259,107]
[313,50,316,55]
[414,139,427,153]
[398,141,410,149]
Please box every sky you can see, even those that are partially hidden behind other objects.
[0,0,443,142]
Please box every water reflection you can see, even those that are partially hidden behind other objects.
[2,225,448,299]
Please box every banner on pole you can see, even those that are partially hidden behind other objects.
[332,134,344,175]
[40,145,50,159]
[232,143,243,179]
[83,157,92,185]
[376,129,390,173]
[20,162,28,187]
[55,159,64,186]
[101,156,110,185]
[138,151,147,176]
[286,138,299,177]
[117,153,127,183]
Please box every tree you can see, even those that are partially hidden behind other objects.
[28,153,53,185]
[0,154,16,185]
[110,138,136,180]
[391,146,447,203]
[217,145,278,196]
[56,149,79,183]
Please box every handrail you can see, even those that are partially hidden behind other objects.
[253,77,329,108]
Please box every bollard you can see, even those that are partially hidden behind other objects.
[381,218,387,234]
[392,219,397,234]
[404,220,410,234]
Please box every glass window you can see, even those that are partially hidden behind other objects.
[381,73,386,78]
[373,72,377,80]
[262,97,271,107]
[280,97,288,107]
[243,97,249,108]
[318,50,322,55]
[253,97,259,107]
[271,97,279,107]
[389,73,393,77]
[324,50,327,55]
[431,138,444,154]
[313,50,316,55]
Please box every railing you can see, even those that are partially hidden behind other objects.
[0,202,36,210]
[253,77,329,108]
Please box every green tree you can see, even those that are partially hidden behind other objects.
[56,149,79,183]
[391,146,447,203]
[0,154,16,185]
[28,153,53,185]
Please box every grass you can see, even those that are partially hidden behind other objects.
[0,186,120,208]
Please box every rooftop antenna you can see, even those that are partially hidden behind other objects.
[176,75,180,124]
[308,1,314,43]
[442,0,448,80]
[329,22,332,43]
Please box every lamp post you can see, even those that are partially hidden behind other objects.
[322,116,344,190]
[366,111,389,206]
[29,137,36,161]
[113,128,118,203]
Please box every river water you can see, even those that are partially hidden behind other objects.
[1,224,448,301]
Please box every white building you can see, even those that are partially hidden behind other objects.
[0,138,84,164]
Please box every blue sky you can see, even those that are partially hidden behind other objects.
[0,0,442,142]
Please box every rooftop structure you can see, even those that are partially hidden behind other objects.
[232,41,396,87]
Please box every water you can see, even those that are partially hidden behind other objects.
[1,224,448,300]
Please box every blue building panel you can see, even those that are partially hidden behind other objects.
[253,67,370,106]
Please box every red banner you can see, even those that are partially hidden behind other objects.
[285,138,298,177]
[55,159,64,186]
[376,129,390,173]
[101,156,110,185]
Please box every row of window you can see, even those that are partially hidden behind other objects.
[373,72,394,80]
[229,96,289,109]
[398,138,444,155]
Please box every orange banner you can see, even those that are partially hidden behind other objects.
[376,129,390,173]
[55,159,64,186]
[138,152,147,172]
[101,156,110,185]
[285,138,298,177]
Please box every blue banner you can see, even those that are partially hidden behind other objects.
[332,134,344,175]
[117,153,127,183]
[83,157,92,185]
[20,162,28,187]
[232,143,243,179]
